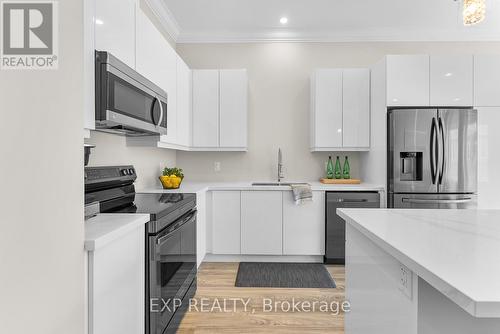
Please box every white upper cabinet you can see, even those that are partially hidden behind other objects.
[162,45,178,145]
[95,0,136,68]
[430,55,473,106]
[386,55,430,106]
[343,69,370,148]
[311,68,370,151]
[219,70,248,149]
[136,8,177,144]
[474,55,500,107]
[192,70,220,148]
[311,69,343,150]
[176,56,192,148]
[192,69,248,150]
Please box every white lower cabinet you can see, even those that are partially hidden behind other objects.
[210,190,327,256]
[212,191,241,254]
[89,224,144,334]
[283,191,325,255]
[241,191,283,255]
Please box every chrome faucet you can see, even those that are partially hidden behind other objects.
[278,148,284,183]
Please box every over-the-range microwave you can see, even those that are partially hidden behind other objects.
[95,51,168,136]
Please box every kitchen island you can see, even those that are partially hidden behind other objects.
[338,209,500,334]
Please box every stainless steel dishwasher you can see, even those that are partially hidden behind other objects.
[325,191,380,264]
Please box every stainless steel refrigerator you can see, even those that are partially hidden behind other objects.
[388,108,477,209]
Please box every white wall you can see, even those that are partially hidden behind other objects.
[85,132,176,190]
[0,1,85,333]
[176,42,500,182]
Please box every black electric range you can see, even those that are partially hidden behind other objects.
[84,165,197,334]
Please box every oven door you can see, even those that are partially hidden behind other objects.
[148,210,196,334]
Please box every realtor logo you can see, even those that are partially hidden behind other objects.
[1,1,58,69]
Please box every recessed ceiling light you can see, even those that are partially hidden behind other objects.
[95,19,104,25]
[280,17,288,25]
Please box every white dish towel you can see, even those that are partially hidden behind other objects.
[290,183,313,205]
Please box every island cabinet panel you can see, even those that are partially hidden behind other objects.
[282,191,325,255]
[212,191,241,254]
[241,191,283,255]
[345,224,418,334]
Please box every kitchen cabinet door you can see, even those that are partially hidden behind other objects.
[283,191,325,255]
[212,191,241,254]
[192,70,219,147]
[89,224,144,334]
[430,55,473,106]
[136,9,177,144]
[386,55,429,106]
[241,191,282,255]
[474,55,500,107]
[161,43,178,144]
[95,0,136,68]
[219,70,248,149]
[176,56,192,148]
[477,107,500,209]
[343,69,370,148]
[311,69,343,150]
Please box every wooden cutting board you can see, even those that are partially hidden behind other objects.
[320,178,361,184]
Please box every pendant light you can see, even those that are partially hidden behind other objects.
[463,0,486,26]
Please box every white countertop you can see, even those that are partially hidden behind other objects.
[84,213,149,251]
[338,209,500,318]
[140,181,385,194]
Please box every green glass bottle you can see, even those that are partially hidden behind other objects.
[334,156,342,179]
[343,156,351,179]
[326,156,334,179]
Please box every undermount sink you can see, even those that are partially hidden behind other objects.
[251,182,307,186]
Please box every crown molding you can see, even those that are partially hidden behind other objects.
[176,29,500,43]
[143,0,180,42]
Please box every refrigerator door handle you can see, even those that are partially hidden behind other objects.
[430,117,438,184]
[402,197,473,204]
[438,117,445,184]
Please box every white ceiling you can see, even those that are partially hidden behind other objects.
[157,0,500,43]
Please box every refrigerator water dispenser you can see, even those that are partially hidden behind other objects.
[400,152,422,181]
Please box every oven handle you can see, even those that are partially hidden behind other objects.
[156,211,197,246]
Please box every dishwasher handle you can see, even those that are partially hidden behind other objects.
[330,198,368,203]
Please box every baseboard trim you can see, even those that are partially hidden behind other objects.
[203,254,324,263]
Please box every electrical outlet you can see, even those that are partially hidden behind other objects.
[399,263,413,300]
[214,162,221,172]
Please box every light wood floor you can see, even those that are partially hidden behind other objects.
[178,262,345,333]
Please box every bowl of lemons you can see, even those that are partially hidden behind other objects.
[159,167,184,189]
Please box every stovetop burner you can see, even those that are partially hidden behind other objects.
[111,192,196,221]
[85,166,196,227]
